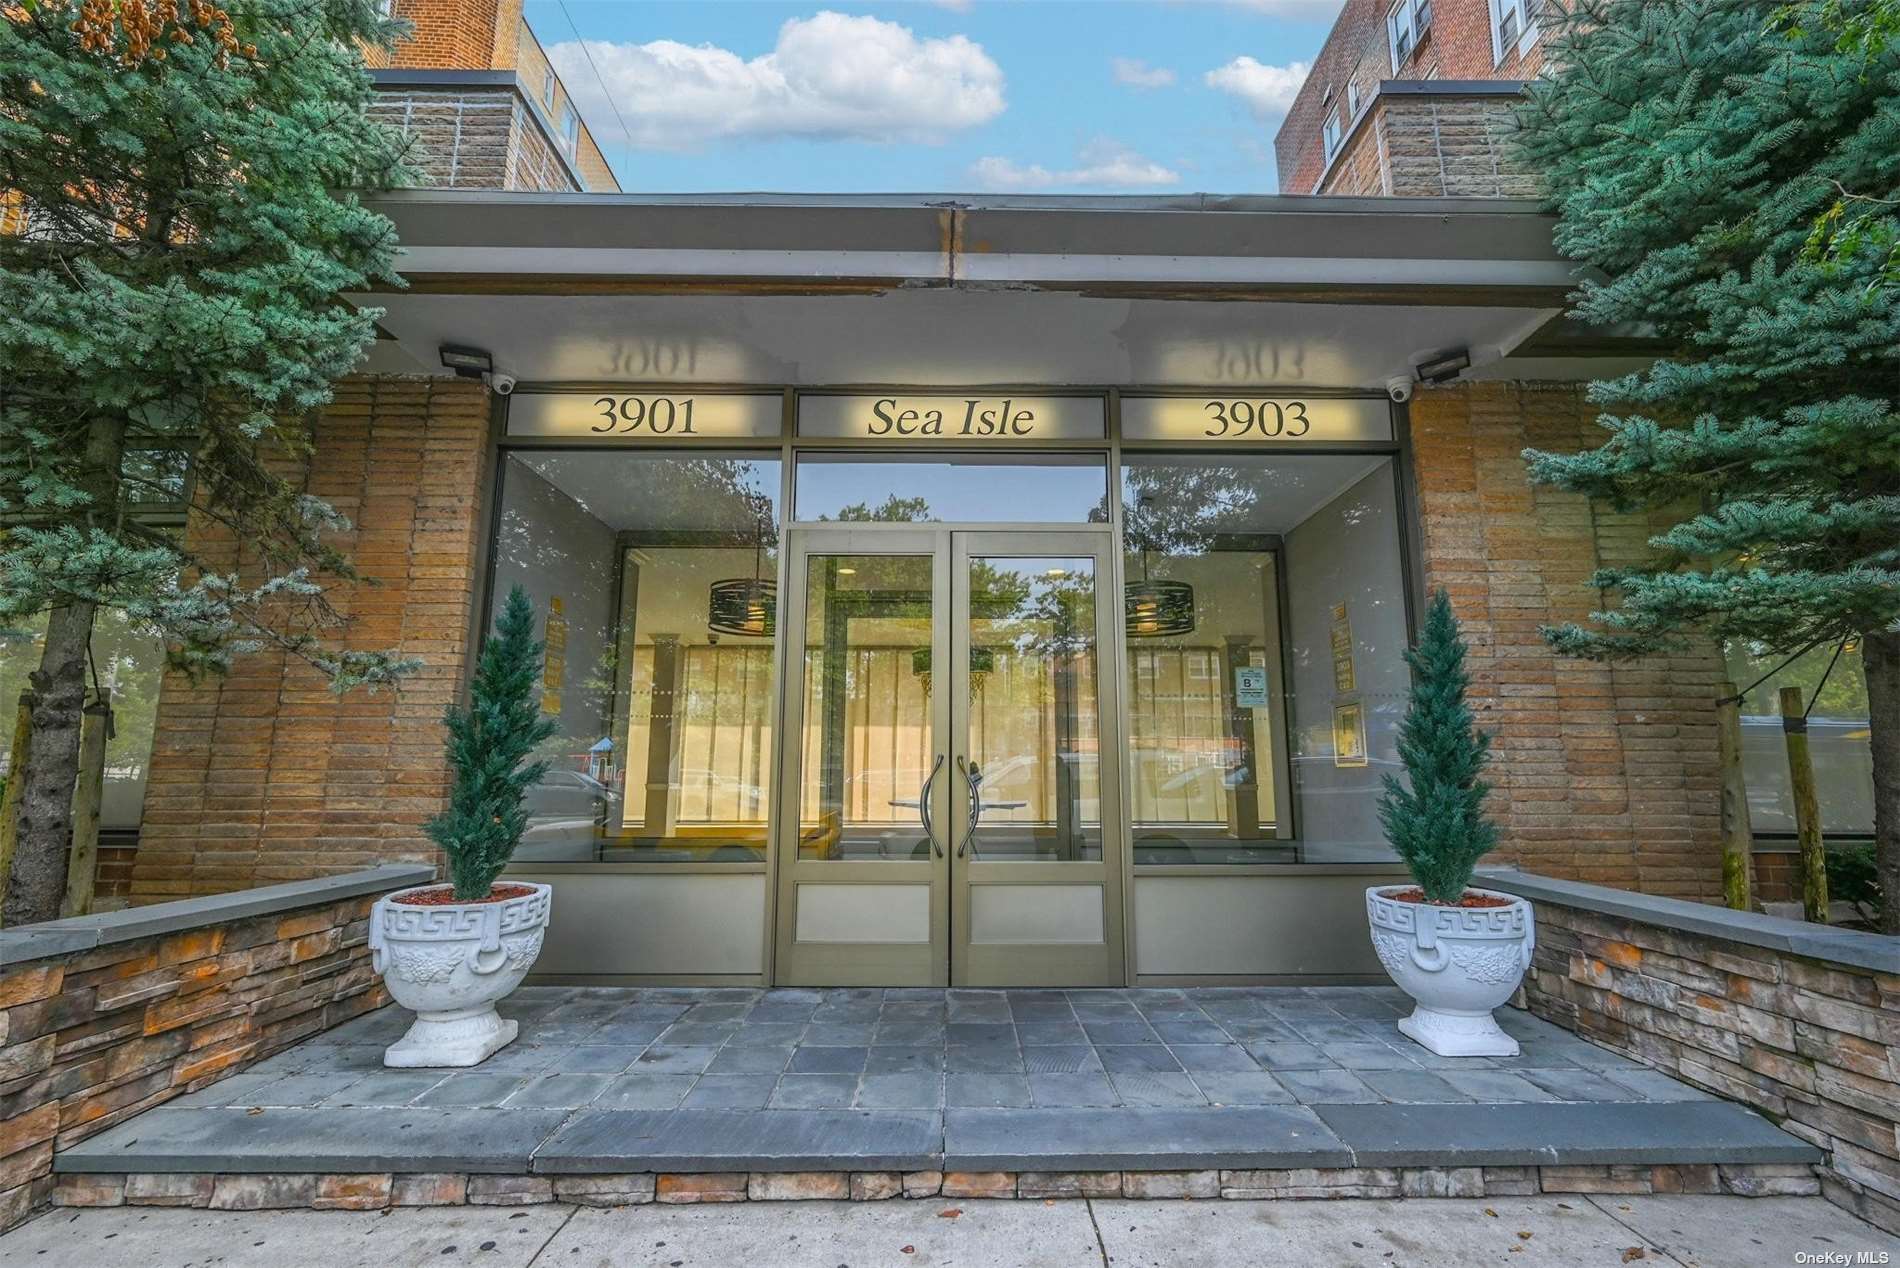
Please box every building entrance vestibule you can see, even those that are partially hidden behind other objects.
[771,526,1126,987]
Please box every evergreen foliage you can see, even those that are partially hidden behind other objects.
[426,587,556,901]
[0,1,414,923]
[1513,0,1900,929]
[1377,590,1497,904]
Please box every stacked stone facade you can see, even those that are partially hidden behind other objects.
[1512,886,1900,1233]
[129,379,490,901]
[0,870,424,1231]
[1412,383,1726,900]
[368,84,586,192]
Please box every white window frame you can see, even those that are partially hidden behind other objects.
[1489,0,1540,64]
[1346,80,1360,117]
[561,103,580,154]
[1321,107,1343,159]
[542,71,556,111]
[1387,0,1430,70]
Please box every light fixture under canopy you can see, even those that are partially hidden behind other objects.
[1125,545,1195,638]
[707,578,776,637]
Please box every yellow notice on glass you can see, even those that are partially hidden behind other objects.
[1332,701,1368,768]
[1329,601,1356,694]
[541,596,567,716]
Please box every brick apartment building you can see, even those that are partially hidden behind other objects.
[6,0,1859,985]
[1276,0,1548,196]
[365,0,620,192]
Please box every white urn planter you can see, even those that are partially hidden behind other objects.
[369,881,552,1068]
[1366,885,1534,1057]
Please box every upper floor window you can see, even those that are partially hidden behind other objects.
[1346,81,1360,117]
[560,102,579,154]
[1490,0,1540,63]
[542,71,556,111]
[1321,107,1343,159]
[1388,0,1431,70]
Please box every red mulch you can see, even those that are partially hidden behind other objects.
[1383,887,1514,908]
[392,883,537,907]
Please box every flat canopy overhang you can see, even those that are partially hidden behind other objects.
[355,191,1627,389]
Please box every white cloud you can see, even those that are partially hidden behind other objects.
[968,139,1180,191]
[548,11,1005,151]
[1204,55,1309,119]
[1112,57,1177,90]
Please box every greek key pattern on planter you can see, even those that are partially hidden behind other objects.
[1366,889,1534,976]
[370,887,555,978]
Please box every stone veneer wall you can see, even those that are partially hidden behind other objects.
[1487,870,1900,1235]
[368,86,582,192]
[1321,90,1542,198]
[130,378,490,901]
[0,865,432,1232]
[1412,383,1727,900]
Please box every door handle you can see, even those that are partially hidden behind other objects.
[955,756,983,858]
[919,754,945,858]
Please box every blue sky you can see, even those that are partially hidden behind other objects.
[523,1,1341,195]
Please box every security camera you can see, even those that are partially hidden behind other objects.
[1385,376,1414,404]
[487,372,518,396]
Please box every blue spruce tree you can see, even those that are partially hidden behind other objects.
[1515,1,1900,929]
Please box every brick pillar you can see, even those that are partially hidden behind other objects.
[132,377,490,900]
[1408,382,1724,900]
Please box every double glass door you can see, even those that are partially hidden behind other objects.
[772,527,1125,986]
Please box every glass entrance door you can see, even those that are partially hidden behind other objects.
[772,527,1125,987]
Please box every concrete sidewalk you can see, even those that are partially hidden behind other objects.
[4,1194,1895,1267]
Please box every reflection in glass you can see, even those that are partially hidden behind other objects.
[1725,639,1873,835]
[797,555,935,861]
[794,454,1109,524]
[491,451,781,862]
[1121,454,1408,864]
[962,558,1103,861]
[0,610,164,831]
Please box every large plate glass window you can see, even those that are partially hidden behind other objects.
[490,450,782,863]
[1121,453,1410,864]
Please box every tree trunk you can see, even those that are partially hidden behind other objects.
[0,413,127,927]
[1861,628,1900,935]
[1,602,95,925]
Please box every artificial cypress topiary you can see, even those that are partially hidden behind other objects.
[1377,589,1497,903]
[425,586,557,900]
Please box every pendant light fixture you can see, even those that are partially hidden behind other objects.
[1125,548,1194,638]
[707,508,776,638]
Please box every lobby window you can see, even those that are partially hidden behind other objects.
[1121,454,1411,865]
[1725,640,1873,838]
[490,450,782,864]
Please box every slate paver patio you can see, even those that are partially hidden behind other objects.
[57,985,1819,1176]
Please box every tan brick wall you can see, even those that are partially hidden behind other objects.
[131,379,490,900]
[1409,383,1725,900]
[1518,895,1900,1233]
[0,884,400,1231]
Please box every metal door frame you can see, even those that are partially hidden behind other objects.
[770,522,1125,986]
[949,529,1126,987]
